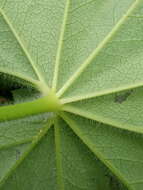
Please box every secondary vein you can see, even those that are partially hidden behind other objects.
[0,138,32,151]
[0,7,49,90]
[0,118,54,188]
[61,113,133,190]
[54,118,65,190]
[52,0,70,90]
[61,80,143,104]
[57,0,139,97]
[0,67,40,87]
[63,105,143,134]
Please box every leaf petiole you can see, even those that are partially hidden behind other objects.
[0,91,62,122]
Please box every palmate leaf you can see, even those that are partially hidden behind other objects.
[0,0,143,189]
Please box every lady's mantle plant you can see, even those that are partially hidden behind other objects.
[0,0,142,189]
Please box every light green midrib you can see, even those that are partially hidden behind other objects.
[61,80,143,104]
[0,138,32,151]
[57,0,139,98]
[0,67,40,88]
[0,119,54,188]
[0,7,49,91]
[61,113,133,190]
[63,105,143,135]
[52,0,70,90]
[54,118,65,190]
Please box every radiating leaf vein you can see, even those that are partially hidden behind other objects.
[57,0,139,98]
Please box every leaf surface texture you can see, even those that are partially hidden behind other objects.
[0,0,142,189]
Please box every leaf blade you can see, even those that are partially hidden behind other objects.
[59,0,143,102]
[62,112,143,190]
[54,117,115,190]
[63,87,143,134]
[0,0,68,87]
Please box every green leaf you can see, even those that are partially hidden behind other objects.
[63,87,143,133]
[59,0,143,102]
[61,113,143,190]
[1,128,58,190]
[0,0,142,189]
[0,143,31,185]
